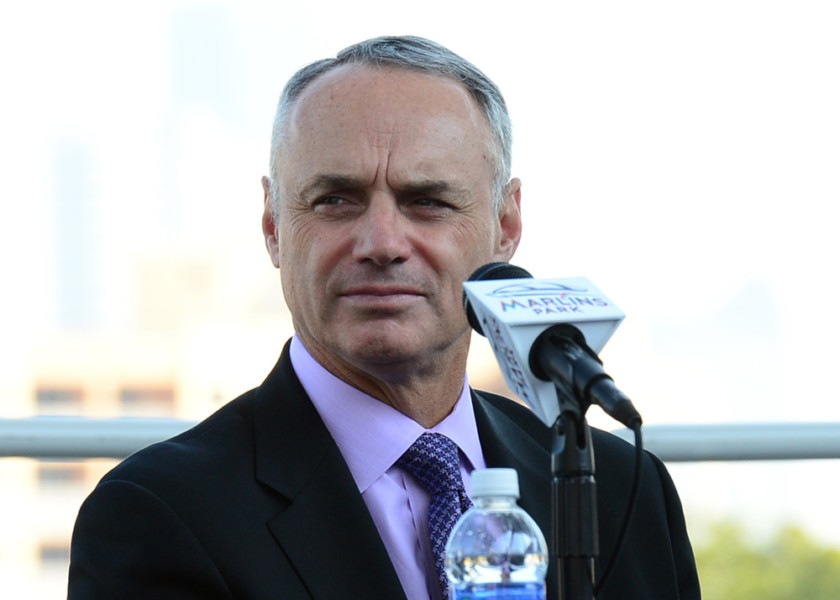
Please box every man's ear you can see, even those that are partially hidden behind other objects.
[261,176,281,269]
[493,177,523,262]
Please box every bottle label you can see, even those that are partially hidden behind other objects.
[451,582,545,600]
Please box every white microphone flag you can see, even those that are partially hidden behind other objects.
[463,277,625,426]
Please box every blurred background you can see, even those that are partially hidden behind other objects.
[1,1,839,597]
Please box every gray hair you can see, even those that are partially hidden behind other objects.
[268,35,513,213]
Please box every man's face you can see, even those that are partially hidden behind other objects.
[262,65,521,381]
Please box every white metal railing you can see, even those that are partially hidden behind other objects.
[2,417,840,461]
[0,417,194,459]
[610,422,840,462]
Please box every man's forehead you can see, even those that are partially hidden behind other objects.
[283,64,487,139]
[273,64,495,184]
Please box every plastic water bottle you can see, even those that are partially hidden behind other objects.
[445,468,548,599]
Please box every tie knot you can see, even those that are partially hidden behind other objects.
[398,432,464,496]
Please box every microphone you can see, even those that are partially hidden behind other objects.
[463,263,641,429]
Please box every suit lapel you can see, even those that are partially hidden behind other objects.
[472,391,552,527]
[252,347,406,599]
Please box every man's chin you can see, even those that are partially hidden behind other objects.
[343,336,422,365]
[340,326,469,369]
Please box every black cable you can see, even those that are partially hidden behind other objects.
[593,423,644,597]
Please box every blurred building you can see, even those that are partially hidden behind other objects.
[0,237,298,596]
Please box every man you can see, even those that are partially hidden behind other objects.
[68,36,700,599]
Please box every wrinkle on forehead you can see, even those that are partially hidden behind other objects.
[369,128,395,149]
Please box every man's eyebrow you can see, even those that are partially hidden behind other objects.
[298,175,468,198]
[396,180,464,197]
[298,174,369,198]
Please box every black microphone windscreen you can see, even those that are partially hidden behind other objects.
[463,263,533,335]
[467,262,532,283]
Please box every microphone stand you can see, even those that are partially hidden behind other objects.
[534,325,644,600]
[532,326,605,600]
[551,404,597,600]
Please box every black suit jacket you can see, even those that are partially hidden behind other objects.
[69,343,700,599]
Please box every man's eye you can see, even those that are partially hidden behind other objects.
[311,195,363,218]
[312,195,354,211]
[314,195,348,206]
[412,197,451,209]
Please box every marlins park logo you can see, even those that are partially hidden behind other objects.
[486,282,609,314]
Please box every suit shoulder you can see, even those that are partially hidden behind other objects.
[101,387,259,491]
[473,389,638,459]
[473,389,551,442]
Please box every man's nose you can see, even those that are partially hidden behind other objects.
[352,195,412,266]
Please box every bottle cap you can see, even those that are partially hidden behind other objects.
[470,468,520,498]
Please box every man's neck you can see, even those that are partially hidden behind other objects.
[300,337,470,428]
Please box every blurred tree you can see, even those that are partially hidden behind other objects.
[695,521,840,599]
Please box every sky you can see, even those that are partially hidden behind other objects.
[1,0,839,548]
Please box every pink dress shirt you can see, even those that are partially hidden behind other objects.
[290,336,487,600]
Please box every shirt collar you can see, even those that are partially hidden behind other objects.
[289,336,484,493]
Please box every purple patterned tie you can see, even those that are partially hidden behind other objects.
[398,433,473,599]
